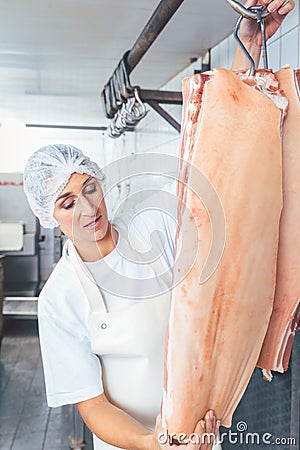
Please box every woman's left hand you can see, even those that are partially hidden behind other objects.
[150,410,220,449]
[239,0,295,46]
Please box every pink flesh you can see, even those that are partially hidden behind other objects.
[257,67,300,374]
[162,68,284,434]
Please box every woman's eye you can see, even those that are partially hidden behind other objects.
[83,183,97,195]
[63,200,75,210]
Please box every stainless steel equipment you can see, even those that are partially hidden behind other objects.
[0,172,40,316]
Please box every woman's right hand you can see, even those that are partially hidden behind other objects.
[239,0,295,46]
[149,410,221,450]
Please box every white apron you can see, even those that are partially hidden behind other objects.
[67,222,171,450]
[67,223,222,450]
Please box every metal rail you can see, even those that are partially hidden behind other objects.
[101,0,186,137]
[126,0,185,74]
[139,89,182,105]
[26,124,107,131]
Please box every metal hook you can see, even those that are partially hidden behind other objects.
[133,88,147,119]
[227,0,270,76]
[226,0,270,19]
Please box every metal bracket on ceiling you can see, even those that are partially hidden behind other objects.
[140,88,183,133]
[101,0,185,138]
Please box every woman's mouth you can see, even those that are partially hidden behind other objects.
[84,214,102,231]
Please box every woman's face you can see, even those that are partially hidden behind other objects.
[53,173,109,243]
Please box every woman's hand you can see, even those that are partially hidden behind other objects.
[239,0,295,46]
[149,410,221,450]
[231,0,295,70]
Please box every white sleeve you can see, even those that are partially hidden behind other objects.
[38,313,103,407]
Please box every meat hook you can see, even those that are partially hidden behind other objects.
[226,0,270,76]
[226,0,270,19]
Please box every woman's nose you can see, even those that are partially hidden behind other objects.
[78,194,98,216]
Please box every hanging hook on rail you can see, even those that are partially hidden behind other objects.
[226,0,270,76]
[107,88,148,139]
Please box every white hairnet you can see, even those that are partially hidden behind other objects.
[23,144,105,229]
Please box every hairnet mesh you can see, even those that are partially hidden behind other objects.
[23,144,105,228]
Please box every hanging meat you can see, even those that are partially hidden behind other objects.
[162,68,287,436]
[257,66,300,379]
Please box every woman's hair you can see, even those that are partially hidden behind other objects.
[23,144,105,228]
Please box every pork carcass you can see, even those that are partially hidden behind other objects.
[257,66,300,378]
[162,68,287,435]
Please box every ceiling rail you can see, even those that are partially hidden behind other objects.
[126,0,185,74]
[101,0,185,138]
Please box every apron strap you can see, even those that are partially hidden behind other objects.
[66,240,107,313]
[65,221,172,314]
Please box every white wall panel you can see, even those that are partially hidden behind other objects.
[281,27,299,69]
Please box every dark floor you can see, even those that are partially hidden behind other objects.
[0,318,93,450]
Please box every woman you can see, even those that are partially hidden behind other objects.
[24,144,218,450]
[23,2,294,449]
